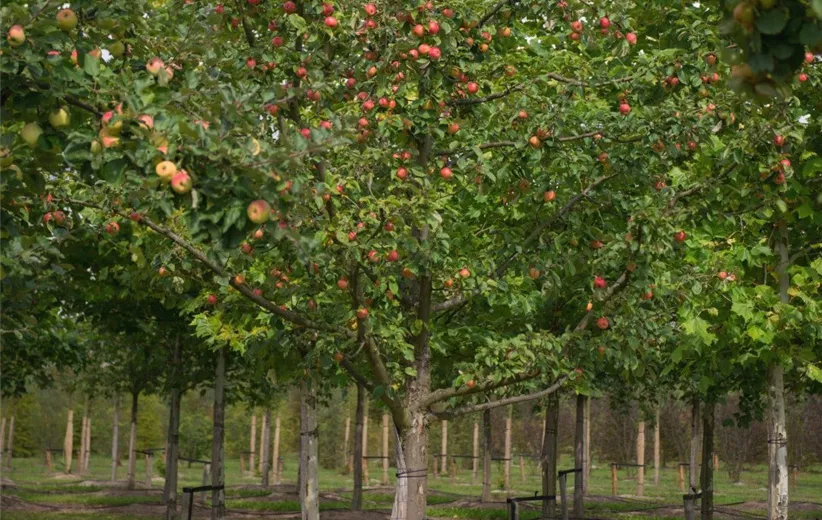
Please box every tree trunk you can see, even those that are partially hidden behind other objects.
[273,415,281,485]
[84,418,92,472]
[0,417,5,470]
[382,414,390,486]
[391,409,429,520]
[584,396,591,494]
[249,413,256,476]
[164,336,182,520]
[504,407,512,494]
[351,383,365,510]
[440,420,448,481]
[127,392,139,490]
[574,395,587,517]
[299,377,320,520]
[363,407,370,484]
[768,221,789,520]
[701,402,715,520]
[64,410,74,474]
[472,420,479,485]
[482,408,492,502]
[111,395,119,481]
[78,404,87,473]
[654,408,661,486]
[637,420,646,497]
[542,394,560,519]
[261,408,272,486]
[343,415,350,473]
[211,347,226,520]
[686,398,700,520]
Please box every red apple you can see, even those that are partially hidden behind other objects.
[106,222,120,235]
[467,82,479,94]
[364,3,377,16]
[458,268,470,278]
[247,200,271,224]
[596,316,609,330]
[207,294,218,305]
[387,250,399,262]
[798,73,808,82]
[773,135,785,147]
[440,166,453,179]
[544,190,556,202]
[356,307,369,319]
[397,167,408,180]
[718,271,728,280]
[466,379,476,388]
[348,231,357,241]
[283,1,297,14]
[674,230,687,243]
[334,352,344,362]
[594,276,606,289]
[571,20,583,32]
[599,17,610,29]
[619,103,631,115]
[428,20,440,34]
[626,32,637,45]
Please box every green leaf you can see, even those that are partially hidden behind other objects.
[404,366,418,377]
[802,157,822,177]
[82,55,100,77]
[755,9,789,35]
[808,364,822,383]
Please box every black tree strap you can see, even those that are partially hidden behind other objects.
[396,468,428,480]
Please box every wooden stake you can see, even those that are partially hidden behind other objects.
[0,417,5,469]
[611,464,617,496]
[654,408,661,486]
[84,418,91,471]
[145,452,152,488]
[64,410,74,474]
[249,413,257,476]
[637,420,646,497]
[382,414,389,485]
[240,454,246,474]
[259,412,268,475]
[679,464,685,492]
[272,415,281,485]
[441,420,448,480]
[362,413,369,484]
[714,453,719,471]
[78,416,87,473]
[472,420,479,485]
[45,450,53,472]
[433,456,438,478]
[343,415,351,472]
[504,407,512,494]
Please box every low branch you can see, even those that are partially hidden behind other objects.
[433,376,568,420]
[339,358,375,393]
[478,0,515,27]
[667,165,737,211]
[432,132,602,158]
[418,369,541,411]
[62,197,350,335]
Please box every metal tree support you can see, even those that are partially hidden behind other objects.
[507,493,557,520]
[683,490,702,520]
[182,484,224,520]
[557,468,582,520]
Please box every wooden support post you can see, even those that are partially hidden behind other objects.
[84,418,91,472]
[472,420,479,485]
[64,410,74,474]
[519,454,526,482]
[504,407,512,494]
[200,463,210,504]
[78,416,87,473]
[362,413,369,484]
[441,420,448,481]
[6,416,14,470]
[637,420,646,497]
[792,466,798,487]
[258,412,267,475]
[0,417,5,469]
[679,464,685,492]
[45,450,53,472]
[272,415,281,485]
[559,472,569,520]
[654,409,661,486]
[382,414,389,486]
[249,413,256,476]
[145,453,152,488]
[713,453,719,471]
[433,456,438,478]
[611,464,618,496]
[343,415,351,472]
[481,409,492,503]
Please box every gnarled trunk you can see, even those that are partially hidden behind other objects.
[127,393,139,490]
[211,347,226,520]
[542,394,560,519]
[299,378,319,520]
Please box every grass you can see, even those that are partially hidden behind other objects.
[3,453,820,519]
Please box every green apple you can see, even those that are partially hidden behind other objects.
[0,148,12,168]
[21,123,43,147]
[90,140,102,154]
[49,107,71,128]
[109,41,125,58]
[56,9,78,31]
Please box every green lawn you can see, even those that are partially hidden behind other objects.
[3,453,820,519]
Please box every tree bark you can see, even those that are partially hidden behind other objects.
[701,402,715,520]
[0,417,5,470]
[343,415,350,473]
[111,395,119,481]
[542,394,559,519]
[391,409,429,520]
[6,416,14,470]
[84,418,92,472]
[164,336,182,520]
[482,408,492,502]
[686,398,700,520]
[363,408,370,484]
[299,377,320,520]
[504,407,512,494]
[64,409,74,474]
[352,383,365,510]
[768,221,790,520]
[127,392,139,490]
[637,420,646,497]
[78,403,87,473]
[261,408,272,486]
[273,415,281,485]
[382,414,390,486]
[574,395,587,517]
[249,413,256,476]
[654,408,661,486]
[584,397,590,493]
[211,347,226,520]
[441,420,448,481]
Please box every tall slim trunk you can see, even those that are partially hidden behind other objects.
[80,397,89,473]
[573,395,587,517]
[64,410,74,474]
[84,418,91,472]
[701,402,715,520]
[0,417,5,470]
[111,395,119,481]
[440,420,448,480]
[299,377,319,520]
[211,347,226,520]
[481,408,492,502]
[6,416,14,470]
[472,420,479,485]
[504,407,512,493]
[768,221,790,520]
[164,336,182,520]
[382,414,390,485]
[637,420,646,497]
[351,383,365,510]
[261,408,272,486]
[654,408,661,486]
[273,415,281,485]
[584,397,591,493]
[249,413,256,476]
[363,405,370,484]
[686,398,700,520]
[127,392,139,490]
[259,413,267,475]
[343,415,351,472]
[542,394,560,519]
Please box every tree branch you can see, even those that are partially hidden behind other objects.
[478,0,515,27]
[432,132,603,157]
[449,85,524,106]
[573,270,630,332]
[62,197,350,336]
[418,369,541,411]
[667,164,737,211]
[433,376,568,420]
